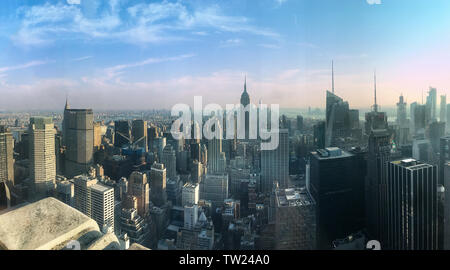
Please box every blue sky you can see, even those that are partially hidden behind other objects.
[0,0,449,110]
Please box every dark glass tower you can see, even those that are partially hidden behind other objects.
[325,91,351,147]
[309,147,366,249]
[114,120,131,148]
[441,136,450,185]
[131,119,148,151]
[366,129,391,247]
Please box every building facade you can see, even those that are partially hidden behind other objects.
[260,129,289,193]
[63,101,94,178]
[29,117,56,200]
[387,159,438,250]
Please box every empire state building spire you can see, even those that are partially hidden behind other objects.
[240,76,250,107]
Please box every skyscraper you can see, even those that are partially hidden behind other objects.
[397,94,407,128]
[0,126,13,209]
[200,174,229,208]
[73,175,98,217]
[325,91,351,146]
[440,136,450,186]
[93,122,102,151]
[261,129,289,193]
[114,120,130,148]
[207,120,226,174]
[309,147,366,249]
[191,159,203,184]
[150,163,167,207]
[0,126,14,186]
[444,162,450,250]
[296,115,304,132]
[161,144,177,179]
[313,121,326,149]
[240,76,251,140]
[63,100,94,178]
[413,104,427,135]
[182,182,200,206]
[429,121,445,154]
[91,183,115,233]
[73,175,115,232]
[426,87,437,123]
[440,95,447,123]
[365,72,388,135]
[273,187,316,250]
[131,120,148,151]
[366,129,391,247]
[387,159,438,250]
[447,104,450,133]
[29,117,56,200]
[128,171,150,217]
[184,204,198,230]
[410,102,417,135]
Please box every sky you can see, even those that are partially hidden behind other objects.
[0,0,449,111]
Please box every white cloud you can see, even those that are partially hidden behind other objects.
[71,56,93,62]
[193,31,208,36]
[366,0,382,5]
[67,0,80,5]
[100,54,195,81]
[12,1,279,46]
[259,43,281,49]
[0,60,47,74]
[220,38,242,47]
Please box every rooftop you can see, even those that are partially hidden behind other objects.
[275,187,315,207]
[392,159,434,170]
[312,147,352,160]
[183,182,199,189]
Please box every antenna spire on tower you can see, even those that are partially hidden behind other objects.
[332,60,335,94]
[373,70,378,112]
[244,75,247,92]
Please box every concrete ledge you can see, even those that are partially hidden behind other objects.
[0,197,100,250]
[128,243,151,250]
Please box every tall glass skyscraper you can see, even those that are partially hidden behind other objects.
[309,147,366,250]
[387,159,438,250]
[261,129,289,193]
[366,129,391,247]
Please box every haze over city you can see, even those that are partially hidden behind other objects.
[1,0,449,110]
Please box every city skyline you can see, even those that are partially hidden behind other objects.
[1,0,450,110]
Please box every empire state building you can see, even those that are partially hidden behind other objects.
[240,77,251,140]
[240,77,250,107]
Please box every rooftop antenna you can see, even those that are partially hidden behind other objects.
[332,60,335,94]
[373,69,378,112]
[244,75,247,92]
